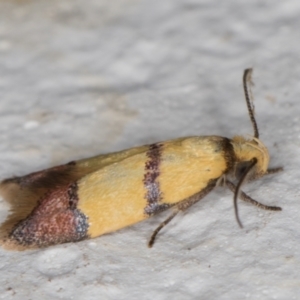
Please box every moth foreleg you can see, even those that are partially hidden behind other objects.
[225,180,282,211]
[265,167,283,175]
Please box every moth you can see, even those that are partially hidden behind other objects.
[0,69,282,250]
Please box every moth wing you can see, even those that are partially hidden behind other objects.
[0,144,149,205]
[0,145,149,249]
[77,137,229,238]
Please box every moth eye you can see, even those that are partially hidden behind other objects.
[235,161,253,179]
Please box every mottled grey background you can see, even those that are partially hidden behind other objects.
[0,1,299,299]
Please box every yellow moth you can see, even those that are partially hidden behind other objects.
[0,69,282,250]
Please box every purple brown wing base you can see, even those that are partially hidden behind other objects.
[0,162,90,250]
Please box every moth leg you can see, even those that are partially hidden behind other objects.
[247,167,283,182]
[225,179,282,211]
[265,167,283,175]
[148,211,178,248]
[148,179,217,248]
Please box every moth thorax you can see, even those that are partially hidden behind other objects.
[231,136,270,177]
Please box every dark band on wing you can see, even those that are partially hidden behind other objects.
[2,161,77,189]
[143,143,170,215]
[220,138,235,172]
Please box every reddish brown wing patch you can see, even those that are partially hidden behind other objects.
[0,160,94,250]
[3,182,89,249]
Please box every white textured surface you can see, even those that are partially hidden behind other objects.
[0,1,299,299]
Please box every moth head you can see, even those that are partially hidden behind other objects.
[232,136,269,179]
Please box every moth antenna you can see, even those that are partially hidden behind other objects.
[234,157,258,228]
[243,68,259,139]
